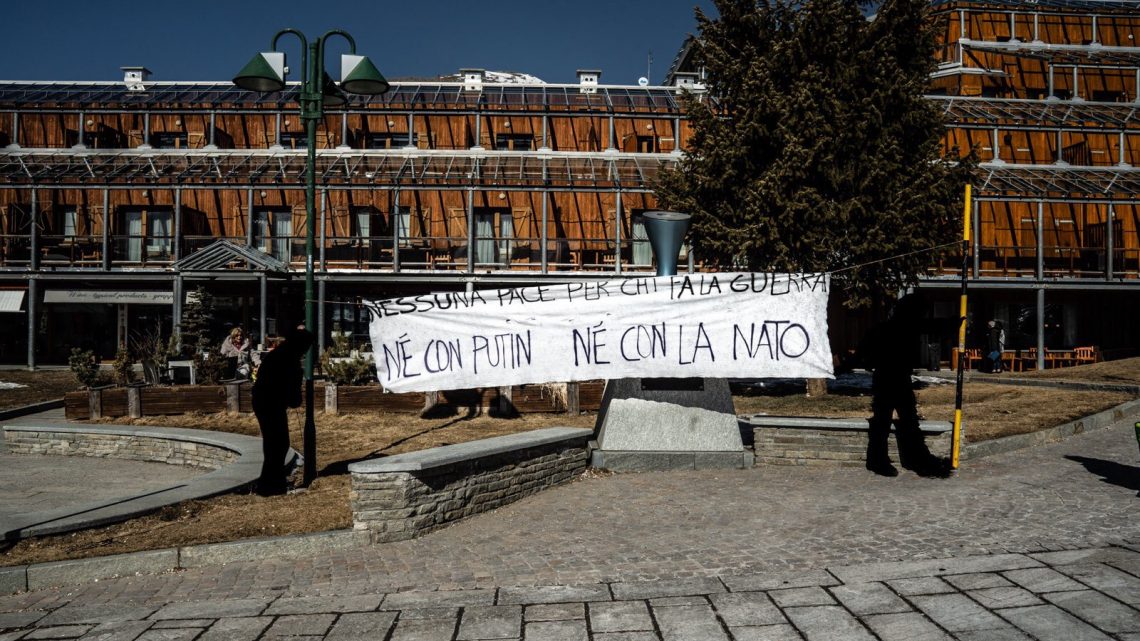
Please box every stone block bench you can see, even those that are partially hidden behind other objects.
[1,424,266,541]
[745,415,952,467]
[349,427,592,543]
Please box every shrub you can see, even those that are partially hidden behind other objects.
[193,346,229,385]
[322,353,375,386]
[112,348,136,386]
[68,348,100,388]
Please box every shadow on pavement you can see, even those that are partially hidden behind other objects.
[1064,455,1140,494]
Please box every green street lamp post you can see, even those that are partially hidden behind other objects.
[233,29,389,486]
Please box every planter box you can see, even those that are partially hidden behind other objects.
[64,379,607,420]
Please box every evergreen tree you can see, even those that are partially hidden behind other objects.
[656,0,974,307]
[178,285,216,357]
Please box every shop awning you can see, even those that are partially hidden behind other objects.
[0,290,25,312]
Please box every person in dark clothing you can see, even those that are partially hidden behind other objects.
[985,320,1005,373]
[858,294,955,478]
[251,326,313,496]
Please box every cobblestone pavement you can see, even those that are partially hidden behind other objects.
[1,419,1138,639]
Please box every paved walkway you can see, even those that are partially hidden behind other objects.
[0,408,203,535]
[0,455,200,529]
[1,419,1139,639]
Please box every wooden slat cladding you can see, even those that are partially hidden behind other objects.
[931,3,1140,101]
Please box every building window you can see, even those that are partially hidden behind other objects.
[499,214,514,260]
[353,208,373,245]
[631,215,652,266]
[279,132,307,149]
[124,208,173,262]
[494,134,534,151]
[472,209,512,264]
[253,210,293,259]
[151,132,189,149]
[391,205,411,245]
[368,132,419,149]
[635,135,658,153]
[61,210,79,239]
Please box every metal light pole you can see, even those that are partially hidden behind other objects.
[234,29,389,486]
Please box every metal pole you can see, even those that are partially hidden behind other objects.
[246,188,255,246]
[29,189,38,271]
[26,277,37,371]
[318,278,326,355]
[1036,287,1045,370]
[952,184,970,470]
[614,190,622,275]
[102,189,110,270]
[466,188,475,272]
[302,39,320,487]
[259,273,267,349]
[174,188,182,261]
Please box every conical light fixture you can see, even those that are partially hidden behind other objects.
[321,72,348,107]
[233,52,286,93]
[341,54,389,95]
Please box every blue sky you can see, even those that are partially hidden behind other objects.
[2,0,715,86]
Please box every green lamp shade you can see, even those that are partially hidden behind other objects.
[341,54,389,95]
[321,72,347,107]
[233,52,286,93]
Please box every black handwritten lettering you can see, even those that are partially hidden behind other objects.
[572,322,610,366]
[472,330,532,374]
[619,322,667,362]
[732,321,810,361]
[730,273,769,294]
[381,333,421,379]
[424,338,463,374]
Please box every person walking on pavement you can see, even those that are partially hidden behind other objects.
[858,294,954,478]
[251,325,313,495]
[986,319,1006,373]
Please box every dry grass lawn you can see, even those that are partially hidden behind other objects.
[1,357,1136,567]
[0,370,78,410]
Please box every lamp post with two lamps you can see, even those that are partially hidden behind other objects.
[233,29,389,486]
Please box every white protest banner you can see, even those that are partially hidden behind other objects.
[365,272,832,392]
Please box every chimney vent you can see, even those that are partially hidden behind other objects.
[121,66,152,91]
[460,68,485,91]
[577,69,600,94]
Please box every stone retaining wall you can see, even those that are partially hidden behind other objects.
[751,418,951,467]
[3,430,239,470]
[350,428,591,543]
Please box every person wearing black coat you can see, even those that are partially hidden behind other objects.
[857,294,955,478]
[251,327,313,495]
[986,320,1005,373]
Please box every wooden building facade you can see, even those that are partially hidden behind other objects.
[923,0,1140,361]
[0,71,692,364]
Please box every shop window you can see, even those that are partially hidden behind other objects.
[252,210,293,259]
[494,134,534,151]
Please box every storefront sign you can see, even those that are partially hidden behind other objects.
[365,272,833,392]
[44,290,175,305]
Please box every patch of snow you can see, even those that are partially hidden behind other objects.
[0,381,28,390]
[438,70,546,84]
